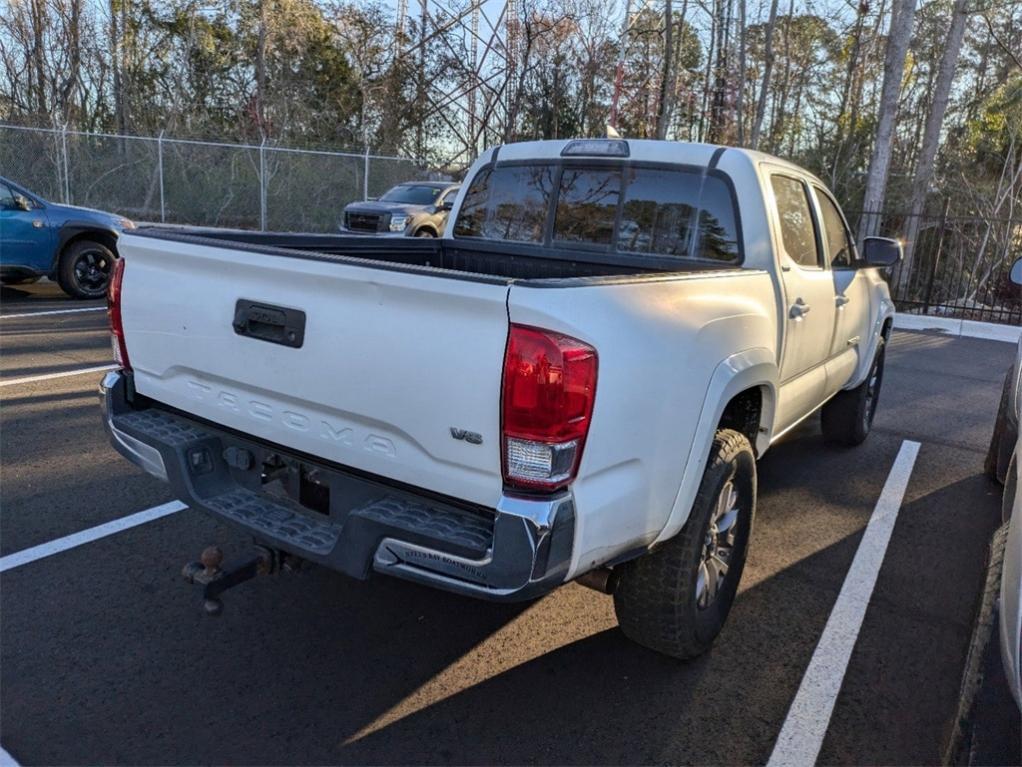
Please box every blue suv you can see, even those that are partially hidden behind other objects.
[0,175,135,298]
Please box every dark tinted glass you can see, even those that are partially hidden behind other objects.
[452,169,490,237]
[554,168,620,246]
[453,163,741,263]
[618,169,739,261]
[454,165,554,242]
[814,188,854,268]
[380,185,442,204]
[0,183,14,209]
[771,176,820,267]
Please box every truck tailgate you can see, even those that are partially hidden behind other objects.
[118,233,510,507]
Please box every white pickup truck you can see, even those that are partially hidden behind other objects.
[101,139,901,658]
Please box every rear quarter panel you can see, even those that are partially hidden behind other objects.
[509,270,779,577]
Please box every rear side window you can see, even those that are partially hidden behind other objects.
[771,175,820,268]
[454,162,741,263]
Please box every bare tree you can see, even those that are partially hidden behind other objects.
[857,0,917,241]
[749,0,779,149]
[655,0,673,139]
[897,0,969,293]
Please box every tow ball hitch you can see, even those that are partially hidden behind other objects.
[181,545,296,615]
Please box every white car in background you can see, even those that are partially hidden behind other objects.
[996,258,1022,709]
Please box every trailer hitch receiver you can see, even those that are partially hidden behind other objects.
[181,544,287,615]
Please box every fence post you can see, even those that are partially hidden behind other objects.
[60,125,70,204]
[363,145,370,201]
[157,130,166,223]
[259,137,267,231]
[921,198,950,316]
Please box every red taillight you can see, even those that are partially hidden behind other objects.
[501,324,597,492]
[107,257,130,371]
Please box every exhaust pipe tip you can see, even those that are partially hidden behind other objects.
[575,567,617,594]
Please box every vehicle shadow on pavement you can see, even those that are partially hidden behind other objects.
[333,540,852,767]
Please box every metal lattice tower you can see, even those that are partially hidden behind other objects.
[394,0,517,167]
[395,0,409,44]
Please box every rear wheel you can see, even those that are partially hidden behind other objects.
[821,337,886,446]
[613,429,756,659]
[414,228,436,238]
[1003,453,1017,525]
[56,240,115,299]
[985,368,1015,482]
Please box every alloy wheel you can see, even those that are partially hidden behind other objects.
[695,476,741,609]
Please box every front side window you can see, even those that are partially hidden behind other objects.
[814,187,854,268]
[454,162,741,263]
[771,175,820,268]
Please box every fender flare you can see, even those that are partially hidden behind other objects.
[51,222,120,273]
[653,347,778,546]
[847,300,895,388]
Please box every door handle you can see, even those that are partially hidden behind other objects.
[789,299,811,320]
[32,219,44,229]
[835,295,850,307]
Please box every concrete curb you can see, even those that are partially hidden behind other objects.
[941,523,1008,766]
[895,313,1021,344]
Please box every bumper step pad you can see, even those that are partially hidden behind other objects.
[206,488,340,555]
[109,406,494,564]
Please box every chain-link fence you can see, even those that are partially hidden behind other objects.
[0,124,433,232]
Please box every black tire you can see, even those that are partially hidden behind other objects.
[414,228,436,237]
[821,337,886,446]
[56,240,115,299]
[985,367,1015,482]
[1003,453,1017,525]
[1,275,41,286]
[613,429,756,659]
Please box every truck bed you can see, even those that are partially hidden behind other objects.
[133,227,732,282]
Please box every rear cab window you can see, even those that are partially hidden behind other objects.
[453,161,742,265]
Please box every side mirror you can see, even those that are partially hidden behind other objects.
[862,236,903,268]
[438,199,454,212]
[1010,258,1022,286]
[14,195,32,211]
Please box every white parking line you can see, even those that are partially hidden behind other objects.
[0,501,187,573]
[1,306,106,320]
[0,364,117,388]
[767,439,921,767]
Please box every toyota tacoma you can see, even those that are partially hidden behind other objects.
[101,139,900,658]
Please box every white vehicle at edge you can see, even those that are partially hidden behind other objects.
[996,259,1022,708]
[101,139,901,658]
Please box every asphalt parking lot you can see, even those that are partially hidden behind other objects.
[1,279,1019,766]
